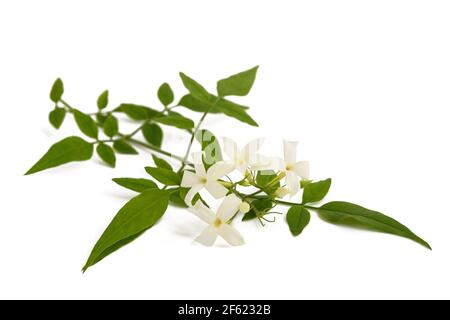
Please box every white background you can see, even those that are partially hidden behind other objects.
[1,0,449,299]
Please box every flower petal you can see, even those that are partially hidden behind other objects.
[222,137,239,161]
[217,194,242,222]
[217,224,245,246]
[181,170,201,187]
[283,140,298,164]
[191,200,215,224]
[206,162,234,181]
[184,184,204,206]
[242,138,265,164]
[204,181,229,199]
[195,226,218,246]
[286,171,300,196]
[191,152,206,176]
[293,161,310,179]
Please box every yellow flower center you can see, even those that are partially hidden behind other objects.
[200,177,207,184]
[214,218,222,228]
[285,164,293,171]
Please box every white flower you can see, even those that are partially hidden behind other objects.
[222,137,268,173]
[190,194,245,246]
[279,140,309,196]
[181,152,234,205]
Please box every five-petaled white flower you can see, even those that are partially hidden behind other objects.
[190,194,245,246]
[222,137,268,173]
[279,140,309,196]
[181,152,233,205]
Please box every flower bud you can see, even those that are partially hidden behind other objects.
[239,201,251,214]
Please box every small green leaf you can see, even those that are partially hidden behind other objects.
[317,201,431,249]
[116,104,158,120]
[26,136,93,175]
[157,83,174,106]
[217,66,259,97]
[103,115,119,138]
[48,107,66,129]
[50,78,64,103]
[152,155,172,170]
[179,72,212,103]
[302,178,332,204]
[256,170,280,195]
[73,109,98,139]
[145,166,180,186]
[242,199,273,221]
[142,123,163,147]
[82,189,169,271]
[154,114,194,129]
[97,90,109,110]
[112,178,158,193]
[178,94,221,114]
[195,129,222,168]
[286,205,311,236]
[96,143,116,168]
[113,140,138,155]
[215,99,258,127]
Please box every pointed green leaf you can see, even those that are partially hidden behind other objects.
[48,107,66,129]
[145,166,180,186]
[302,178,332,204]
[179,72,212,103]
[286,205,311,236]
[178,94,221,114]
[82,189,169,271]
[154,114,194,129]
[50,78,64,103]
[242,199,273,221]
[116,104,159,120]
[152,155,172,170]
[26,136,93,175]
[256,170,280,195]
[112,178,158,193]
[103,115,119,138]
[142,123,163,148]
[318,201,431,249]
[157,83,174,106]
[97,90,109,110]
[215,99,258,127]
[96,143,116,168]
[217,66,259,97]
[73,109,98,139]
[113,140,138,155]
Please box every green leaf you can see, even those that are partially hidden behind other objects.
[96,143,116,168]
[195,129,222,168]
[286,205,311,236]
[154,114,194,129]
[82,189,169,271]
[50,78,64,103]
[48,107,66,129]
[215,99,258,127]
[112,178,158,193]
[152,155,172,170]
[103,115,119,138]
[113,140,138,155]
[73,109,99,139]
[97,90,109,110]
[317,201,431,249]
[242,199,273,221]
[178,94,221,114]
[302,178,332,204]
[116,104,158,120]
[142,123,163,147]
[256,170,280,195]
[217,66,259,97]
[157,83,174,106]
[145,166,180,186]
[96,113,108,126]
[179,72,212,103]
[26,136,93,175]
